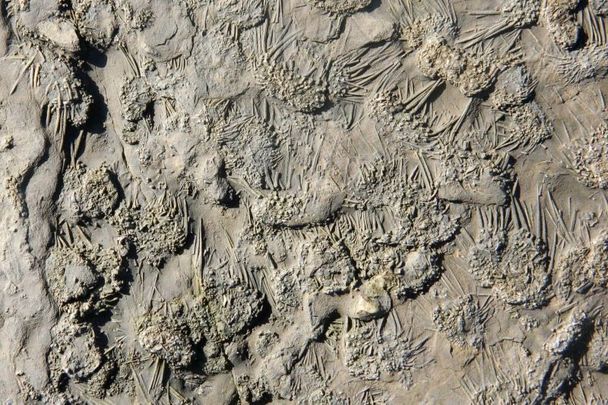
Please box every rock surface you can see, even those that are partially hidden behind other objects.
[0,0,607,403]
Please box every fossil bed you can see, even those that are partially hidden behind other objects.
[1,0,608,404]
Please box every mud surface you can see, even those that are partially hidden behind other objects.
[1,0,608,403]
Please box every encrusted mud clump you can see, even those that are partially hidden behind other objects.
[252,55,328,113]
[60,163,120,222]
[46,241,127,317]
[489,66,536,110]
[468,227,550,308]
[505,101,554,150]
[46,246,99,308]
[110,197,187,266]
[119,76,155,144]
[49,317,103,382]
[300,234,356,295]
[213,0,265,30]
[543,0,582,50]
[570,123,608,189]
[307,0,372,15]
[502,0,542,28]
[207,284,264,340]
[3,0,608,403]
[433,295,491,349]
[353,159,462,248]
[555,232,608,299]
[367,89,437,145]
[251,182,344,227]
[416,35,501,97]
[72,0,117,49]
[435,148,513,206]
[137,309,198,369]
[392,248,442,299]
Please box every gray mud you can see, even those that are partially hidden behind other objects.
[0,0,608,403]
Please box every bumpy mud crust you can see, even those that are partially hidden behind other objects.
[1,0,608,403]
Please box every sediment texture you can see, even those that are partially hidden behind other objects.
[0,0,608,403]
